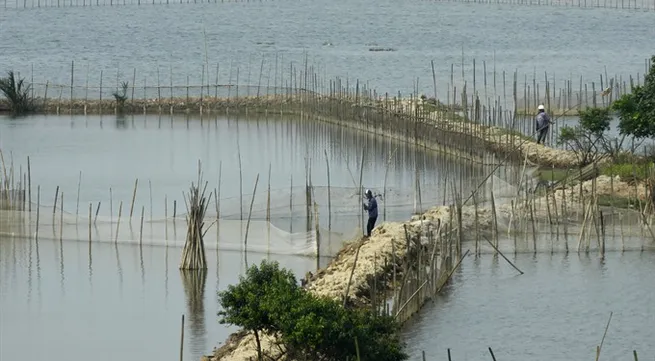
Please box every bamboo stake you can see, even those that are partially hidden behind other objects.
[358,146,365,236]
[59,192,63,242]
[179,314,185,361]
[129,178,139,220]
[53,185,59,215]
[27,156,31,212]
[35,185,40,240]
[149,179,153,222]
[88,202,92,242]
[115,201,123,243]
[324,149,331,229]
[484,236,523,275]
[342,243,362,307]
[244,174,260,249]
[139,206,145,245]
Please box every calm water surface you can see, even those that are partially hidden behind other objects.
[0,235,314,361]
[403,251,655,361]
[1,0,654,97]
[0,113,501,241]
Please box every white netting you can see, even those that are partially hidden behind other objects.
[0,168,522,257]
[0,205,334,257]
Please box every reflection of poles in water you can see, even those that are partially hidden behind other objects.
[180,268,208,354]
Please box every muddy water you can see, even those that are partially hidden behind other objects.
[403,251,655,361]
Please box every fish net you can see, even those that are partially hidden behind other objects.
[0,170,522,257]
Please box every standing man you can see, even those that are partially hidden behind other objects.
[535,104,552,145]
[362,189,378,237]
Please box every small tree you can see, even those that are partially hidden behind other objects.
[0,70,35,115]
[557,107,612,166]
[614,55,655,140]
[219,261,408,361]
[217,260,300,361]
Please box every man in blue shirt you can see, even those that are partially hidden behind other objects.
[362,189,378,237]
[535,104,552,145]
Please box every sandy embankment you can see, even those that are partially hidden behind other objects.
[25,94,581,168]
[205,172,646,361]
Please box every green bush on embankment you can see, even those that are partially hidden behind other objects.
[0,71,37,116]
[601,162,654,184]
[218,260,408,361]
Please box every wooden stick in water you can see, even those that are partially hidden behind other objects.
[115,201,123,243]
[484,236,524,275]
[88,202,92,242]
[94,202,101,224]
[27,156,31,212]
[358,146,365,236]
[149,179,153,222]
[595,311,613,361]
[59,192,64,242]
[53,185,59,215]
[139,206,145,245]
[129,178,139,219]
[179,314,185,361]
[35,185,40,240]
[488,347,498,361]
[110,187,113,223]
[76,171,82,217]
[324,149,331,229]
[165,195,168,240]
[244,174,260,249]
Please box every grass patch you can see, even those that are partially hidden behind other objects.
[535,168,573,183]
[601,162,653,184]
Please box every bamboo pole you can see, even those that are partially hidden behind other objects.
[115,201,123,243]
[27,156,31,212]
[244,174,260,249]
[129,178,139,220]
[139,206,145,245]
[88,202,92,242]
[35,185,40,240]
[324,149,331,229]
[59,192,63,242]
[179,314,185,361]
[484,236,523,275]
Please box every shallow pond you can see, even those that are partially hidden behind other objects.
[0,113,511,361]
[403,251,655,361]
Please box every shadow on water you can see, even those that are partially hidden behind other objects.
[180,268,209,357]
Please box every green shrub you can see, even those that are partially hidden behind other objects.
[0,70,36,115]
[218,260,408,361]
[601,162,654,183]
